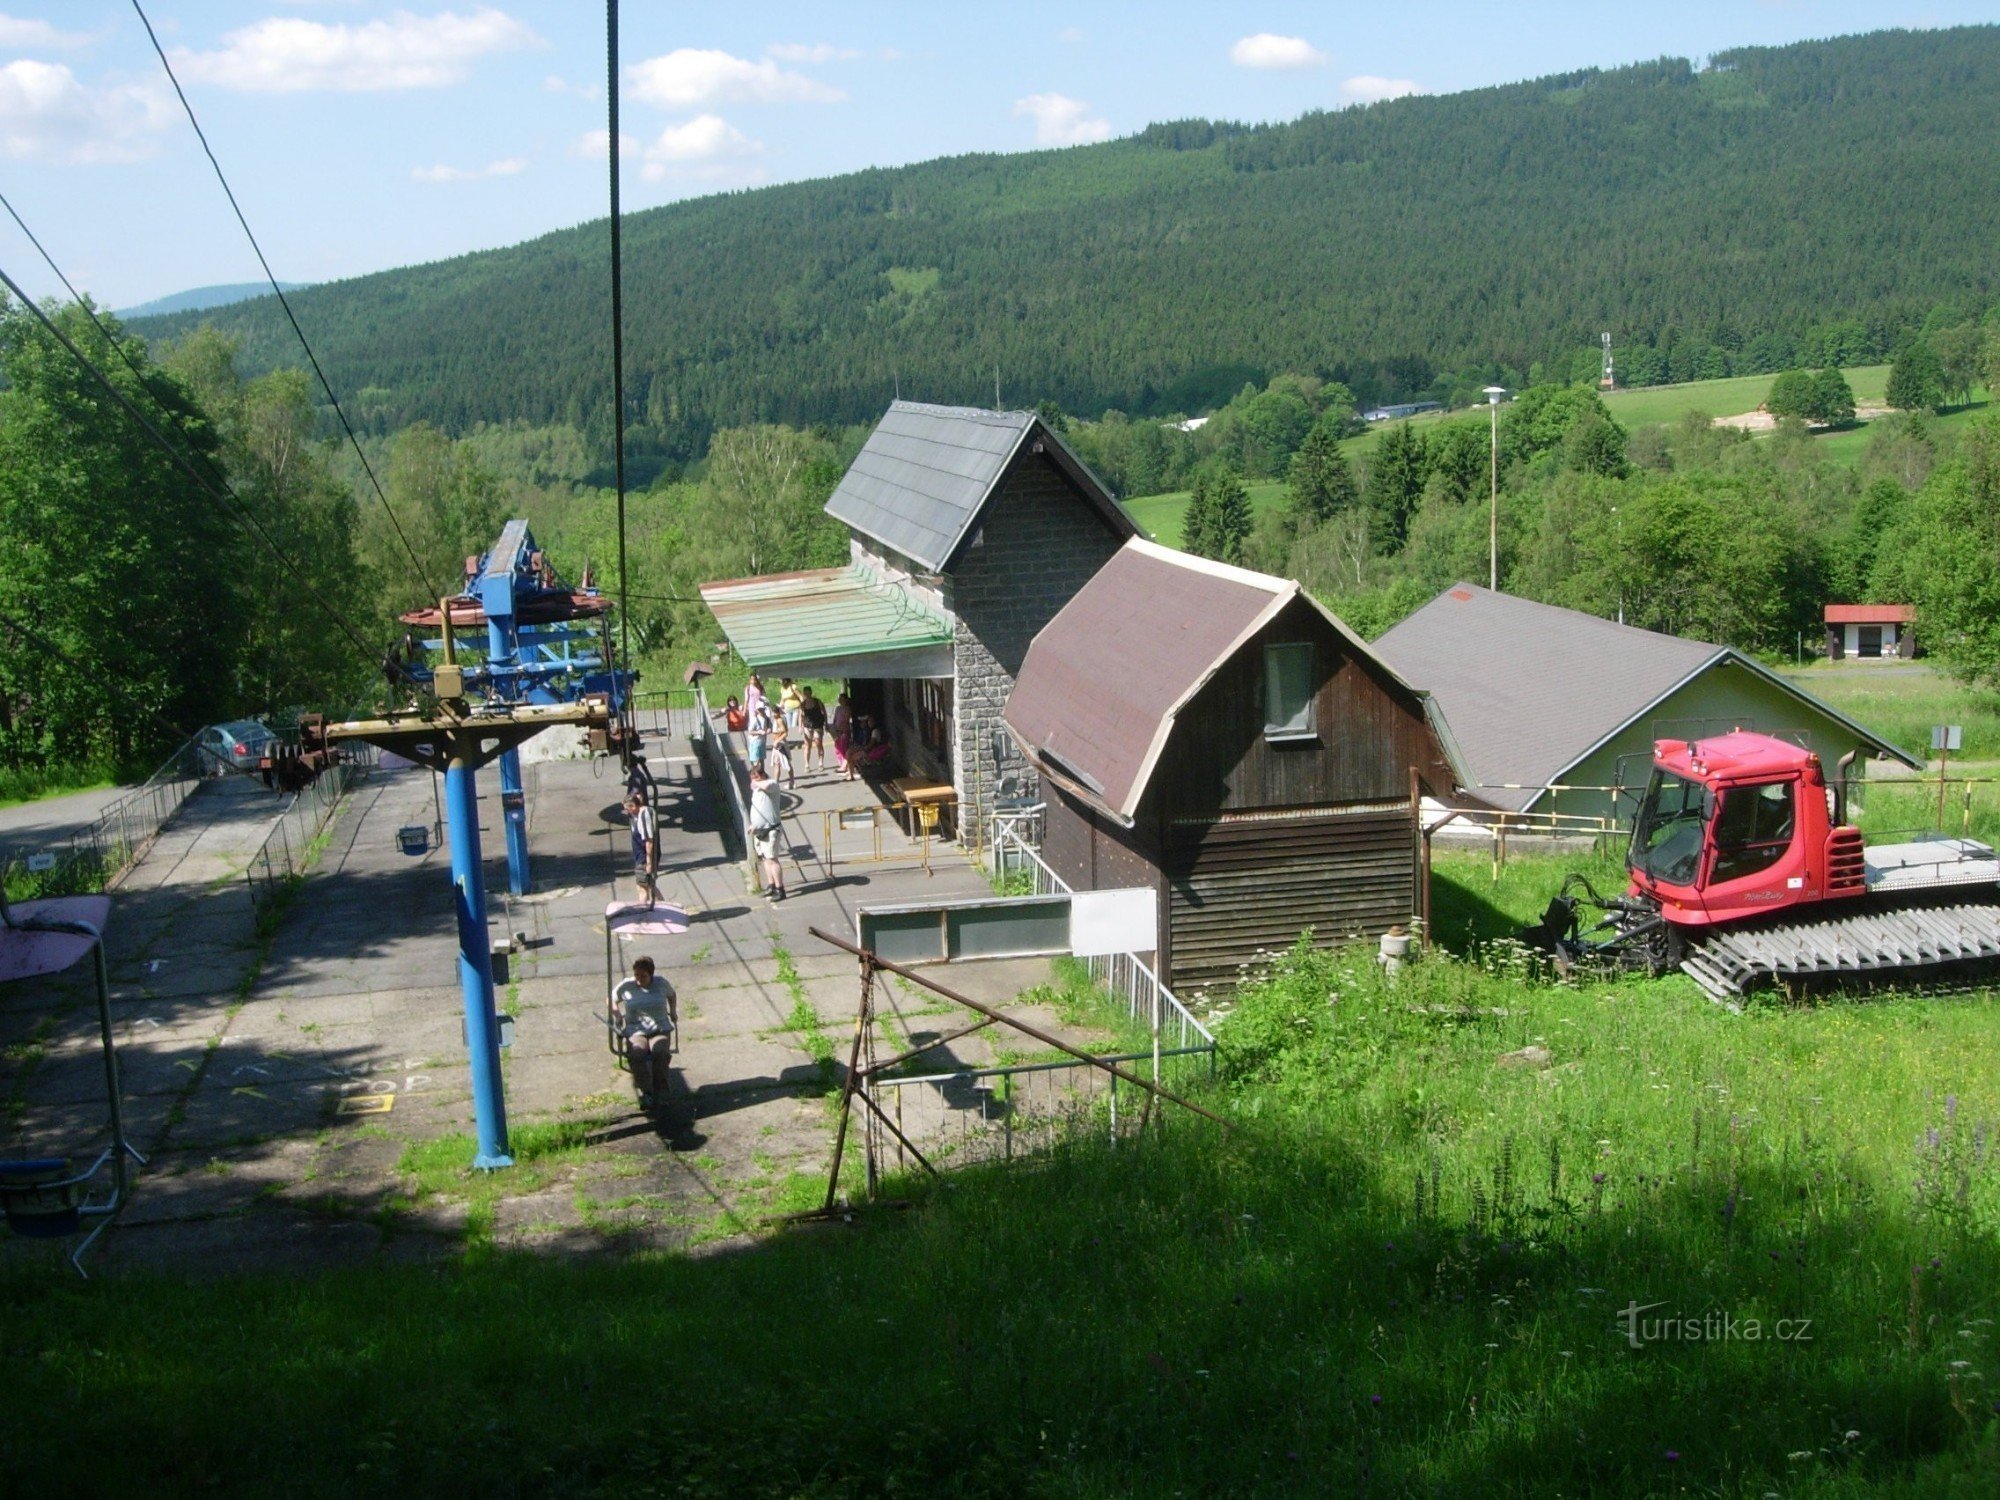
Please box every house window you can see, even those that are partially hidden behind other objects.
[1263,642,1316,740]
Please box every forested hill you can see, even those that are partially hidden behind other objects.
[134,27,2000,463]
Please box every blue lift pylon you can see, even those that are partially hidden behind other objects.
[314,521,636,1170]
[307,696,616,1169]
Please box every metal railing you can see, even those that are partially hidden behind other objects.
[0,737,209,900]
[243,745,377,913]
[629,687,705,742]
[990,821,1215,1052]
[690,679,755,881]
[867,1046,1216,1171]
[819,801,935,874]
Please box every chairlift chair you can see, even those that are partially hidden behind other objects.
[0,889,144,1275]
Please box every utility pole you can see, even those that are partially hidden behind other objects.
[1484,386,1507,591]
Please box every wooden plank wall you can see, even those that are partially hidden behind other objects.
[1163,807,1416,990]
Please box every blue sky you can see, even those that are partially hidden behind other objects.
[3,2,1996,309]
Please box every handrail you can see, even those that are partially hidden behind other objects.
[690,678,756,881]
[991,821,1214,1049]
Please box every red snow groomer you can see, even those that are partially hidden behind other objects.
[1528,730,2000,1002]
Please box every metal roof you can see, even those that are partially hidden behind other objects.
[699,566,954,674]
[1825,603,1913,624]
[1004,540,1461,824]
[1372,584,1919,811]
[823,400,1131,573]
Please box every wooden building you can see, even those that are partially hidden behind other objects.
[1003,540,1465,990]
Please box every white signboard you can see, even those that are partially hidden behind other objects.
[26,852,56,872]
[1070,887,1157,957]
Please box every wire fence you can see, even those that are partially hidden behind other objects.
[243,745,377,914]
[867,1046,1217,1176]
[689,679,753,879]
[1,738,209,901]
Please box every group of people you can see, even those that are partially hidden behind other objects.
[722,676,893,787]
[720,674,897,905]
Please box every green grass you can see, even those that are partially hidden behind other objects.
[1812,393,1992,464]
[1599,364,1891,428]
[4,853,1998,1494]
[1782,662,2000,763]
[1120,479,1286,545]
[0,771,113,811]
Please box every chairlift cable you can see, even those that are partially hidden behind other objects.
[606,0,633,688]
[0,188,229,495]
[0,262,384,673]
[130,0,441,613]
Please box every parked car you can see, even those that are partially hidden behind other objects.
[197,720,275,774]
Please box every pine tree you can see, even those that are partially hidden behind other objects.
[1285,422,1358,526]
[1365,423,1431,551]
[1886,339,1947,412]
[1183,464,1251,563]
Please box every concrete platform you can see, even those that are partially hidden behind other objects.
[2,726,1137,1276]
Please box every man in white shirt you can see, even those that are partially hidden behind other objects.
[749,767,786,901]
[613,955,676,1107]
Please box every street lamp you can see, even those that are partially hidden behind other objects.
[1483,386,1508,590]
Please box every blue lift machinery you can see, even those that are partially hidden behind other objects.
[302,522,635,1170]
[393,520,632,898]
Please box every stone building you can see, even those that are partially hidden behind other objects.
[701,400,1135,844]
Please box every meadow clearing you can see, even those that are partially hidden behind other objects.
[5,841,1997,1496]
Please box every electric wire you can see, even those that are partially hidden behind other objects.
[0,189,227,492]
[605,1,632,681]
[129,0,440,612]
[0,261,384,673]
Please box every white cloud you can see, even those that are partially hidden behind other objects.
[570,128,639,159]
[644,114,761,164]
[0,14,96,49]
[411,155,526,182]
[543,73,599,100]
[0,60,172,164]
[1058,26,1086,45]
[1014,92,1110,148]
[1342,74,1421,103]
[765,42,857,64]
[1230,34,1327,70]
[625,48,842,109]
[173,7,540,93]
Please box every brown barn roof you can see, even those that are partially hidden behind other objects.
[1004,539,1460,824]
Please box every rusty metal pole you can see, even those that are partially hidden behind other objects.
[822,953,874,1212]
[808,927,1229,1129]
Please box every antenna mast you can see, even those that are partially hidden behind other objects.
[1600,332,1615,390]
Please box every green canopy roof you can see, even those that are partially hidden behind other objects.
[700,566,955,679]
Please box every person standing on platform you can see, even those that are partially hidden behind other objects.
[624,790,659,907]
[799,686,828,775]
[749,766,787,901]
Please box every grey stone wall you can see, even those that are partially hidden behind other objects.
[946,456,1126,845]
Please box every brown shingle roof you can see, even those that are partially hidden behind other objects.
[1004,540,1457,823]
